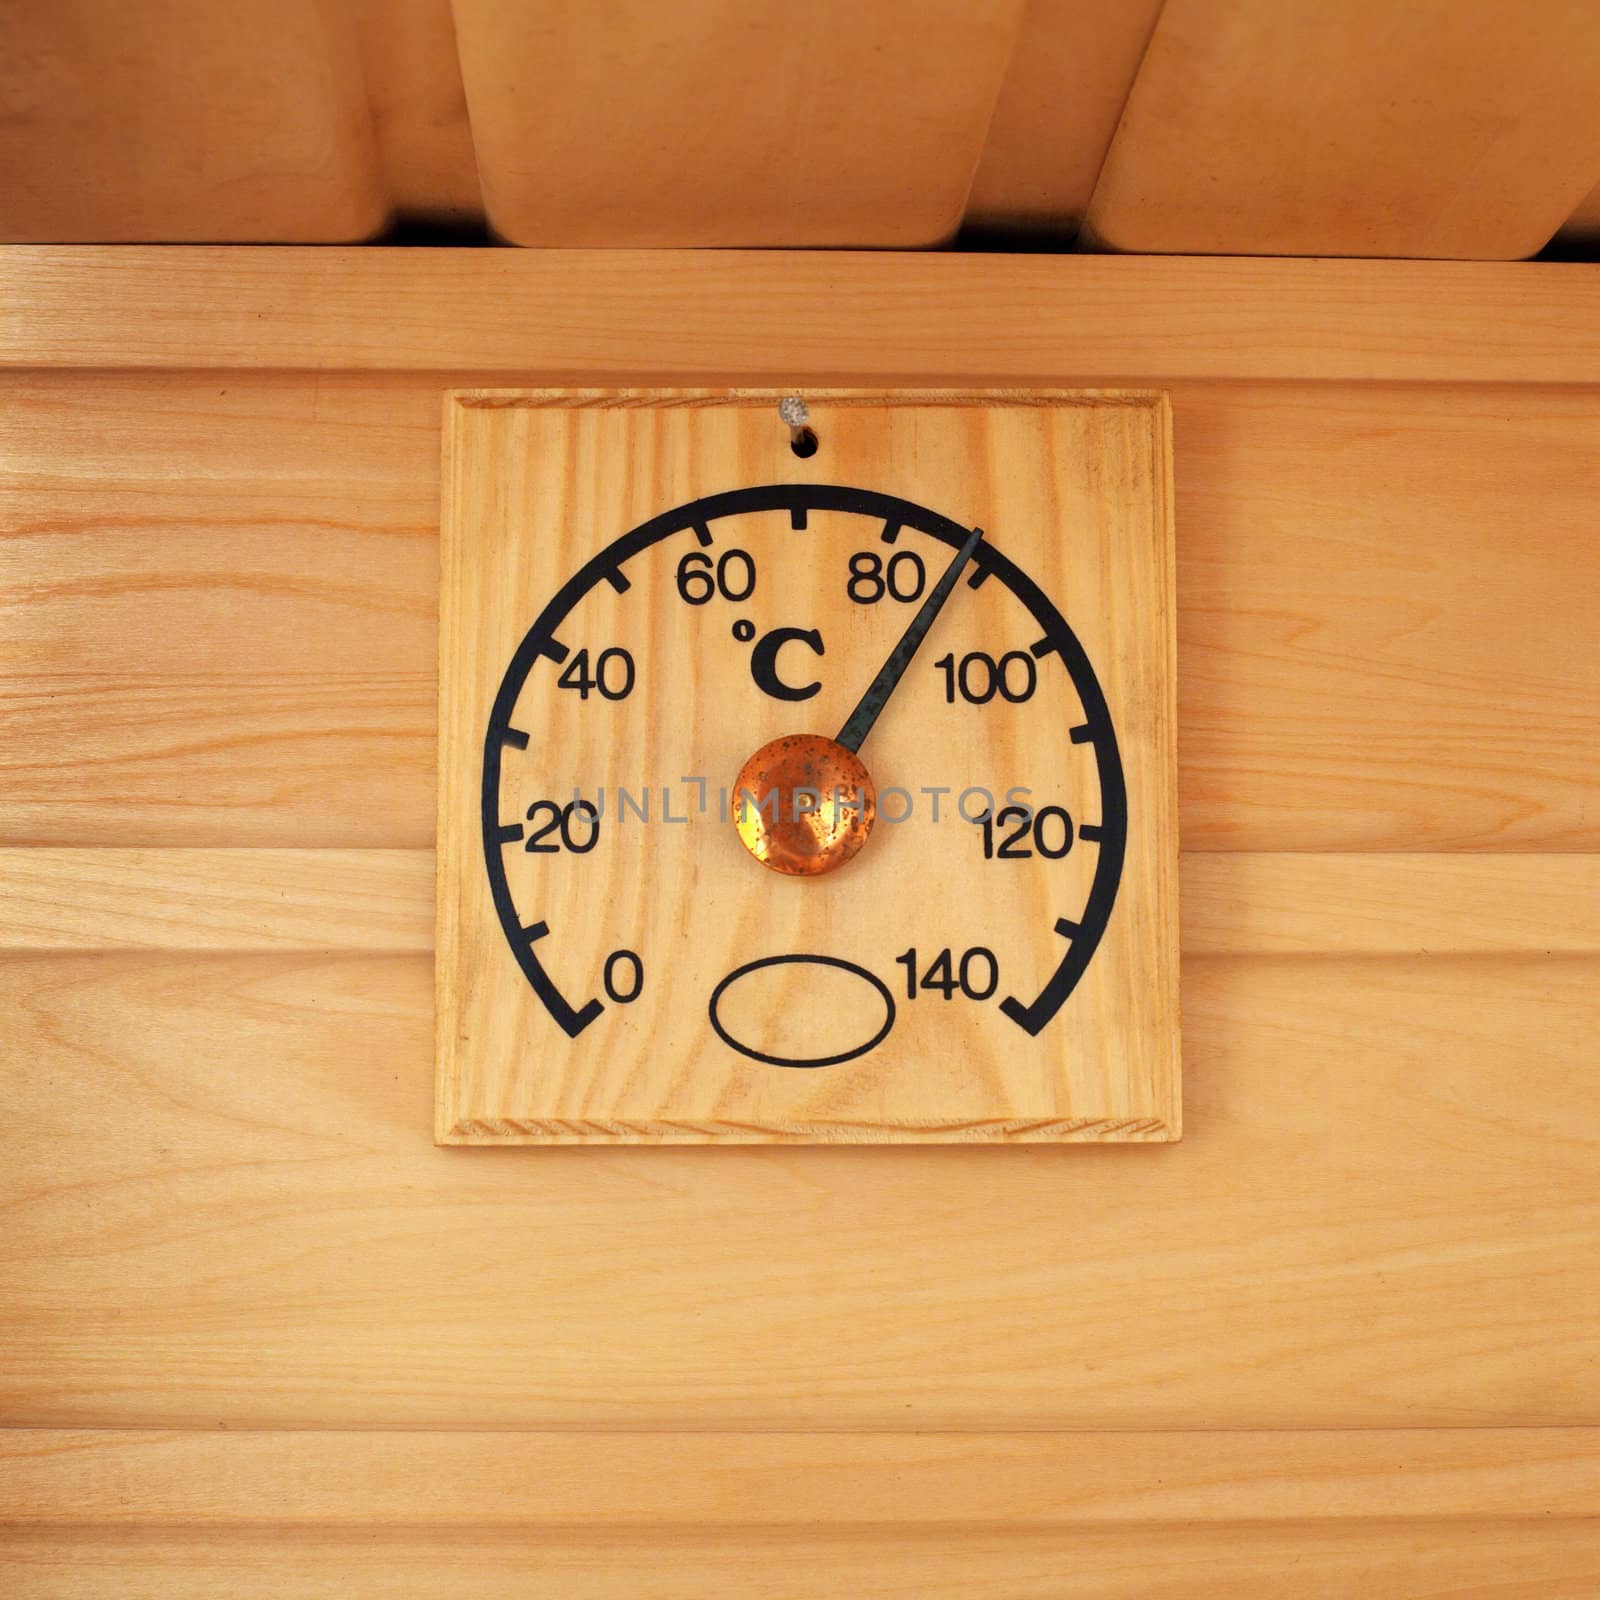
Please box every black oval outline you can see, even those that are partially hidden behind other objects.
[709,953,896,1069]
[481,483,1127,1042]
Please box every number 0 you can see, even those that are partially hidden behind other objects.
[604,950,643,1003]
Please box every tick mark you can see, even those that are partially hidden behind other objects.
[879,520,901,544]
[499,726,531,750]
[1069,723,1094,745]
[790,505,808,530]
[494,822,525,845]
[966,560,992,589]
[535,637,569,663]
[1029,636,1057,659]
[603,567,631,593]
[520,920,550,944]
[691,521,713,547]
[1054,917,1081,939]
[1078,823,1105,843]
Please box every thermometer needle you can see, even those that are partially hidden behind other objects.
[731,524,983,876]
[835,525,985,754]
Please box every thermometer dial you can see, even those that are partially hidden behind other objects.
[437,389,1178,1144]
[482,482,1125,1069]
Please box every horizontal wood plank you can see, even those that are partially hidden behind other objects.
[1,950,1594,1429]
[5,1520,1597,1598]
[0,850,433,952]
[2,374,1595,851]
[2,849,1596,955]
[4,1427,1598,1524]
[1178,853,1600,954]
[4,250,1600,383]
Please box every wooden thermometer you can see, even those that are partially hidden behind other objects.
[436,391,1179,1143]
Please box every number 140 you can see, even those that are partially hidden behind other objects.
[894,946,998,1001]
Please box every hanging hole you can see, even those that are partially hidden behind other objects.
[790,426,819,459]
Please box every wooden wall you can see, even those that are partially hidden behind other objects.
[7,0,1600,255]
[0,248,1597,1592]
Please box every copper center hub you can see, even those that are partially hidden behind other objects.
[732,733,876,877]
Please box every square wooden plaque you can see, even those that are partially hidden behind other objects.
[437,390,1178,1143]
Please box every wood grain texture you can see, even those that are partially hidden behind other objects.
[2,949,1595,1429]
[7,850,1596,955]
[6,250,1600,384]
[450,0,1026,246]
[0,3,388,244]
[965,0,1162,236]
[1177,854,1600,955]
[2,252,1598,1581]
[0,850,434,952]
[436,390,1178,1143]
[7,1521,1598,1600]
[1084,0,1600,259]
[3,371,1593,853]
[1173,383,1600,852]
[6,1428,1598,1524]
